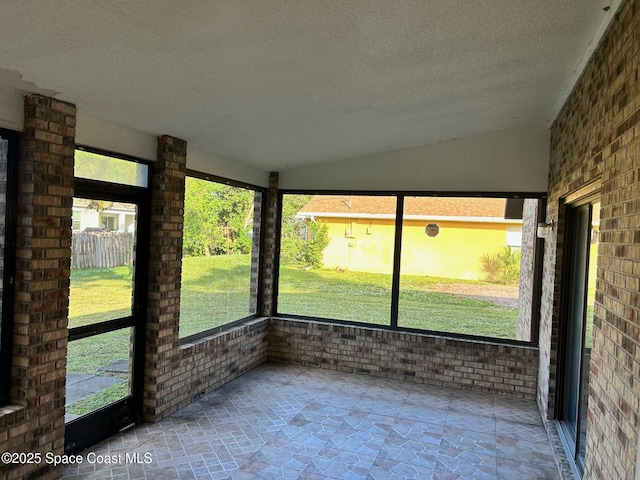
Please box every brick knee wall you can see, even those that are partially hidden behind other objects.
[169,318,269,414]
[0,94,75,480]
[268,318,538,399]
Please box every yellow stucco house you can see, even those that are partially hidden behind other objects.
[297,195,523,280]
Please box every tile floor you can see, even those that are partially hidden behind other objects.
[62,364,561,479]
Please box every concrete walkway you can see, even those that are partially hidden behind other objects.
[65,359,129,422]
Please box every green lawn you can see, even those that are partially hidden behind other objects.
[69,266,133,327]
[278,266,517,338]
[180,255,254,338]
[68,255,522,380]
[69,254,521,348]
[66,383,129,416]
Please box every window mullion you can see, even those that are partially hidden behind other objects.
[390,195,404,328]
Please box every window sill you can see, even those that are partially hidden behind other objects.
[0,404,26,430]
[179,317,270,352]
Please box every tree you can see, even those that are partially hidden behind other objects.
[183,177,255,257]
[280,194,329,268]
[75,150,142,185]
[280,195,312,265]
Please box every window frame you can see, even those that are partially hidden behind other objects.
[179,169,266,344]
[275,189,546,346]
[68,145,152,452]
[0,128,19,405]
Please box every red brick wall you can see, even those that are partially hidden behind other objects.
[0,94,75,480]
[171,319,268,414]
[544,1,640,478]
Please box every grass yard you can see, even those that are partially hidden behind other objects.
[278,267,393,325]
[69,266,133,327]
[69,255,523,355]
[66,383,129,417]
[68,268,135,380]
[180,255,254,338]
[398,290,517,337]
[278,266,519,339]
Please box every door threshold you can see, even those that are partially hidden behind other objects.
[554,421,582,479]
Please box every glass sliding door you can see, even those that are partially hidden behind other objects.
[558,197,600,476]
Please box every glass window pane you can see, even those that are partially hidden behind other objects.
[69,198,136,327]
[578,201,600,467]
[277,194,395,324]
[75,150,148,187]
[65,327,133,421]
[398,196,522,339]
[179,177,261,338]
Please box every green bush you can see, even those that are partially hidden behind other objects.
[302,221,329,269]
[480,247,521,285]
[279,195,330,269]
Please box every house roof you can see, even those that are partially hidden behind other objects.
[298,195,509,220]
[73,198,136,212]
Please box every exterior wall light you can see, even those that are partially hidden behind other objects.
[537,220,554,238]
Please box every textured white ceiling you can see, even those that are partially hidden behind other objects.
[0,0,617,171]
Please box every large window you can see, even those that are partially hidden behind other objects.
[277,193,543,342]
[397,196,523,338]
[179,173,263,339]
[278,194,396,324]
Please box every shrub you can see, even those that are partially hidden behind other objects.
[280,195,329,269]
[302,221,329,269]
[480,253,501,283]
[480,247,521,285]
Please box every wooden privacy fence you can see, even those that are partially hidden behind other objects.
[71,232,135,269]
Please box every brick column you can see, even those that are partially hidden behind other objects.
[143,135,186,422]
[4,94,75,480]
[260,172,279,316]
[249,192,263,314]
[516,198,541,341]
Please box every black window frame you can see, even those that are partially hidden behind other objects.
[67,145,152,453]
[0,128,19,405]
[275,189,547,347]
[179,169,266,344]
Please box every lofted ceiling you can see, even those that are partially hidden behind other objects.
[0,0,619,172]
